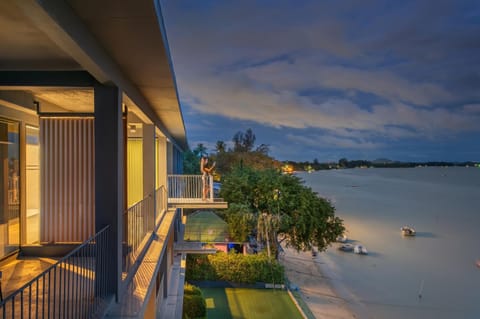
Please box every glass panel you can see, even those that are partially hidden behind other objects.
[25,126,40,244]
[0,119,20,258]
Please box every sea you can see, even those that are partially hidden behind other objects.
[298,167,480,319]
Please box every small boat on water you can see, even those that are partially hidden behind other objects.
[336,234,348,243]
[338,243,354,252]
[354,244,368,255]
[401,226,416,236]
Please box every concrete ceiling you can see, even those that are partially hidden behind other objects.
[0,0,186,150]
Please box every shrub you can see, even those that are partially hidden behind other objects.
[186,251,284,284]
[184,283,202,296]
[182,294,206,319]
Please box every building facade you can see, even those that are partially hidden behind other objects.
[0,1,221,318]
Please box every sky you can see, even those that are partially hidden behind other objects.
[160,0,480,163]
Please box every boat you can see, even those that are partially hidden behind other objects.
[354,245,368,255]
[338,243,354,252]
[401,226,416,236]
[336,234,348,243]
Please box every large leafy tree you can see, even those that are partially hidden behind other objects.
[183,143,209,174]
[220,166,344,258]
[214,129,281,174]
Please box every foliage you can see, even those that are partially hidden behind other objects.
[182,294,206,319]
[183,144,209,174]
[183,283,206,319]
[217,204,256,242]
[220,167,344,255]
[211,128,281,175]
[232,128,256,152]
[186,252,284,284]
[184,282,203,296]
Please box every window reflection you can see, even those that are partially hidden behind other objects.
[0,119,20,258]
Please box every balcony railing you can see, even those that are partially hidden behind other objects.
[167,175,228,209]
[168,174,213,201]
[156,185,168,225]
[123,193,155,274]
[0,226,111,319]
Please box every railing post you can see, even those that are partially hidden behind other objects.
[209,175,214,201]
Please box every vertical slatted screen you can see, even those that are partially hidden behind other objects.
[40,118,95,243]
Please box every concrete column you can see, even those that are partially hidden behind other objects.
[94,84,123,300]
[156,136,167,188]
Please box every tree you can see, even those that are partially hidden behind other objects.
[242,128,256,152]
[215,140,226,153]
[182,143,209,174]
[214,129,280,175]
[232,128,256,152]
[196,143,208,157]
[220,167,344,258]
[217,204,256,242]
[338,158,348,168]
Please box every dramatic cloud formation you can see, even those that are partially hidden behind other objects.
[161,0,480,162]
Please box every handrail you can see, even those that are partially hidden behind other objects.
[123,193,155,275]
[0,226,111,318]
[156,185,168,226]
[168,174,215,200]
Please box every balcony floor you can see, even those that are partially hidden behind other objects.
[0,256,58,299]
[168,198,228,209]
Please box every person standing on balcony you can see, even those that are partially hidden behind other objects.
[200,155,215,200]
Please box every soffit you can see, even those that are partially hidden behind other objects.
[67,0,186,148]
[0,0,186,149]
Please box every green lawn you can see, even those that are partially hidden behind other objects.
[201,288,304,319]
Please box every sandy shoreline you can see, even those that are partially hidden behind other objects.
[280,247,371,319]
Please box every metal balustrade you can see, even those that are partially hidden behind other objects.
[0,226,111,319]
[123,193,155,274]
[168,174,214,202]
[156,185,168,226]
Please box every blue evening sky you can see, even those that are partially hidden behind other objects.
[160,0,480,162]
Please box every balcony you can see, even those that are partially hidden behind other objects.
[167,175,228,209]
[0,226,112,318]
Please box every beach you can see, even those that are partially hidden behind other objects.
[280,247,370,319]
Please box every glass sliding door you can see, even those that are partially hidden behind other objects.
[0,119,20,258]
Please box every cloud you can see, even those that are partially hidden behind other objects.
[161,0,480,161]
[463,104,480,114]
[179,69,480,138]
[243,60,453,105]
[286,133,384,150]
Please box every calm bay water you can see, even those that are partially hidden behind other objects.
[298,167,480,319]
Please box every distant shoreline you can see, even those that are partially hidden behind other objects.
[289,161,479,172]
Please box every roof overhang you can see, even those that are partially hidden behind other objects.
[0,0,187,150]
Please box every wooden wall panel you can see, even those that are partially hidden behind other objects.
[40,118,95,243]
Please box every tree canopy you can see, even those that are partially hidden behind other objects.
[220,166,344,256]
[183,128,344,258]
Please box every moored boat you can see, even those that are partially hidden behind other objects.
[336,234,348,243]
[354,244,368,255]
[338,243,354,252]
[401,226,416,236]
